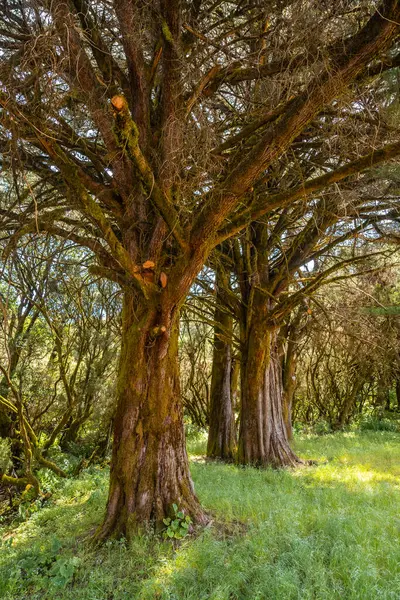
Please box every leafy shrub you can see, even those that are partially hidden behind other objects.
[292,420,333,436]
[359,416,399,432]
[37,467,61,492]
[7,536,81,590]
[312,420,333,435]
[184,422,207,441]
[49,556,82,588]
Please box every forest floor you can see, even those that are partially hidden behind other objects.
[0,430,399,600]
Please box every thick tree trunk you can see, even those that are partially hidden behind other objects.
[96,290,207,541]
[207,300,236,460]
[238,322,302,467]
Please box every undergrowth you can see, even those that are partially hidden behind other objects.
[1,430,399,599]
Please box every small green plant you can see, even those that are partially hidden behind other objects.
[162,503,192,540]
[49,556,82,588]
[8,536,81,590]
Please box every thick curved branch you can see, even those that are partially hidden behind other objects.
[216,139,400,243]
[191,0,400,246]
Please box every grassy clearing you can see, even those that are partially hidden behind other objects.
[1,431,399,599]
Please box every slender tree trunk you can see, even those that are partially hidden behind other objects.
[60,418,82,451]
[0,379,18,440]
[281,330,300,442]
[376,377,388,416]
[238,319,302,467]
[336,379,363,429]
[207,293,236,460]
[230,357,240,411]
[60,402,92,451]
[96,289,207,541]
[396,380,400,412]
[0,311,32,440]
[282,350,296,442]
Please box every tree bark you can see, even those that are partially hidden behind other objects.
[396,380,400,412]
[238,320,302,467]
[281,315,303,441]
[207,291,236,460]
[95,289,207,541]
[282,346,296,442]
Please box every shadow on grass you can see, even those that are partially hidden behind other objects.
[1,431,399,599]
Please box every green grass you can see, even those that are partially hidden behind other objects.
[1,431,399,599]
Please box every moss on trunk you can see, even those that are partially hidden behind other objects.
[238,321,302,468]
[95,290,207,541]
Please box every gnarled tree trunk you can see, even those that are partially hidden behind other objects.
[238,318,302,467]
[207,292,236,460]
[96,289,207,541]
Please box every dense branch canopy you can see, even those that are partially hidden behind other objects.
[0,0,400,305]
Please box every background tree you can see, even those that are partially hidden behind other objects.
[295,256,400,430]
[0,238,118,493]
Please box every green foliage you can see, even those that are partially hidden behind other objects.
[0,438,11,474]
[4,535,80,590]
[1,433,400,599]
[359,415,400,432]
[17,497,41,522]
[184,426,208,455]
[49,556,82,588]
[295,419,333,436]
[163,504,192,540]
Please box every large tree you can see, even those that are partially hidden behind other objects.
[1,0,400,538]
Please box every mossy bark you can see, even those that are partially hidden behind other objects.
[238,317,301,467]
[95,289,207,541]
[207,300,236,460]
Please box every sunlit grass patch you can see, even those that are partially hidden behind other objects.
[1,431,399,599]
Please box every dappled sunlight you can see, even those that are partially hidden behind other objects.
[295,462,400,489]
[1,432,400,599]
[136,432,400,599]
[0,469,108,566]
